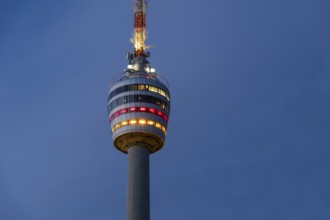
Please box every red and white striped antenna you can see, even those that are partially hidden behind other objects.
[133,0,148,57]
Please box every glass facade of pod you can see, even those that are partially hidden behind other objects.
[108,84,170,102]
[108,94,170,113]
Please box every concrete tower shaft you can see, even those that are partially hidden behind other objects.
[126,146,150,220]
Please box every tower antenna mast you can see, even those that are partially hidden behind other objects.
[133,0,148,57]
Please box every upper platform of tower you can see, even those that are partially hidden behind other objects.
[109,54,169,89]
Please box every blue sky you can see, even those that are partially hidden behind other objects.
[1,0,330,219]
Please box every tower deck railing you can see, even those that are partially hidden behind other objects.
[109,72,169,88]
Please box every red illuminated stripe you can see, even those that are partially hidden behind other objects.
[109,107,168,122]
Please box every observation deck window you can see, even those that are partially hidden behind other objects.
[109,94,170,113]
[108,84,170,101]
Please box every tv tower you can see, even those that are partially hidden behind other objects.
[107,1,170,220]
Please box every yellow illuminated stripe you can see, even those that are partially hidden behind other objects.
[112,118,166,135]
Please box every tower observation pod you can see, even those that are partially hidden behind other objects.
[108,55,170,154]
[107,1,170,219]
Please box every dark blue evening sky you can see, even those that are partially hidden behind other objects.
[1,0,329,219]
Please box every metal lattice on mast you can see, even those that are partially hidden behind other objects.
[133,0,148,57]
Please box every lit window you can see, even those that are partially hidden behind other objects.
[147,120,155,125]
[163,115,168,121]
[138,85,145,90]
[140,107,146,112]
[149,86,157,93]
[138,119,146,124]
[148,108,156,114]
[157,111,163,117]
[121,121,128,126]
[129,119,137,124]
[129,107,137,112]
[155,122,161,128]
[120,109,127,114]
